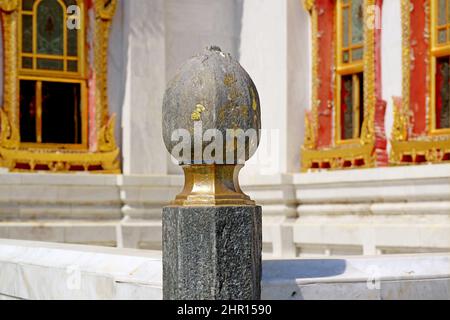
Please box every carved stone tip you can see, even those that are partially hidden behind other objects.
[207,45,222,52]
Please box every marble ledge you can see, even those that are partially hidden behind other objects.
[117,174,183,187]
[0,239,448,300]
[294,163,450,185]
[0,164,448,188]
[0,172,118,186]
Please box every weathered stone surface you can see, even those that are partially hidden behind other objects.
[162,46,261,164]
[162,205,262,300]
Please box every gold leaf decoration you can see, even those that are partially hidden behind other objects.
[98,114,117,152]
[0,0,19,13]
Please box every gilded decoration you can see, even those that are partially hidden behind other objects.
[94,0,117,153]
[390,0,450,165]
[172,165,255,207]
[0,0,120,173]
[301,0,378,171]
[303,111,316,149]
[0,0,19,12]
[303,0,315,12]
[391,97,408,142]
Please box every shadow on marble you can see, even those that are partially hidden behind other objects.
[263,259,347,280]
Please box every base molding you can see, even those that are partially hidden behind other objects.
[1,165,450,257]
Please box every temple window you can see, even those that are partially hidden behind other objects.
[336,0,365,142]
[432,0,450,131]
[0,0,120,172]
[391,0,450,165]
[19,0,86,147]
[301,0,386,171]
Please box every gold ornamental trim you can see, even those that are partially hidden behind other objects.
[310,1,319,149]
[0,0,19,13]
[303,0,315,12]
[94,0,118,153]
[0,146,120,172]
[301,143,375,171]
[391,138,450,164]
[399,0,411,138]
[171,165,255,207]
[0,6,20,150]
[95,0,117,20]
[361,0,376,145]
[391,97,408,142]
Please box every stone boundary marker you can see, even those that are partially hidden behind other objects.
[161,46,262,299]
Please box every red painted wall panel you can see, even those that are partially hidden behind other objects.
[409,0,428,136]
[316,0,335,148]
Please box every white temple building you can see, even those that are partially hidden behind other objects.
[0,0,448,262]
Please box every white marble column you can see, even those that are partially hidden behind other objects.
[164,0,244,174]
[239,0,309,177]
[120,0,244,175]
[121,0,167,175]
[287,0,310,173]
[238,0,310,257]
[381,0,402,152]
[108,1,126,154]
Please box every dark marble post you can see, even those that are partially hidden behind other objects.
[161,46,262,300]
[163,206,261,300]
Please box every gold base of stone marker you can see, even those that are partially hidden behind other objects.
[172,164,255,206]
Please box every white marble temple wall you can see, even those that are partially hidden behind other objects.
[241,173,298,258]
[0,173,183,250]
[0,239,448,300]
[113,0,307,176]
[0,173,121,247]
[164,0,243,81]
[293,164,450,257]
[239,0,288,177]
[1,164,450,256]
[120,0,168,175]
[286,0,309,173]
[118,175,183,249]
[118,0,246,175]
[108,0,127,151]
